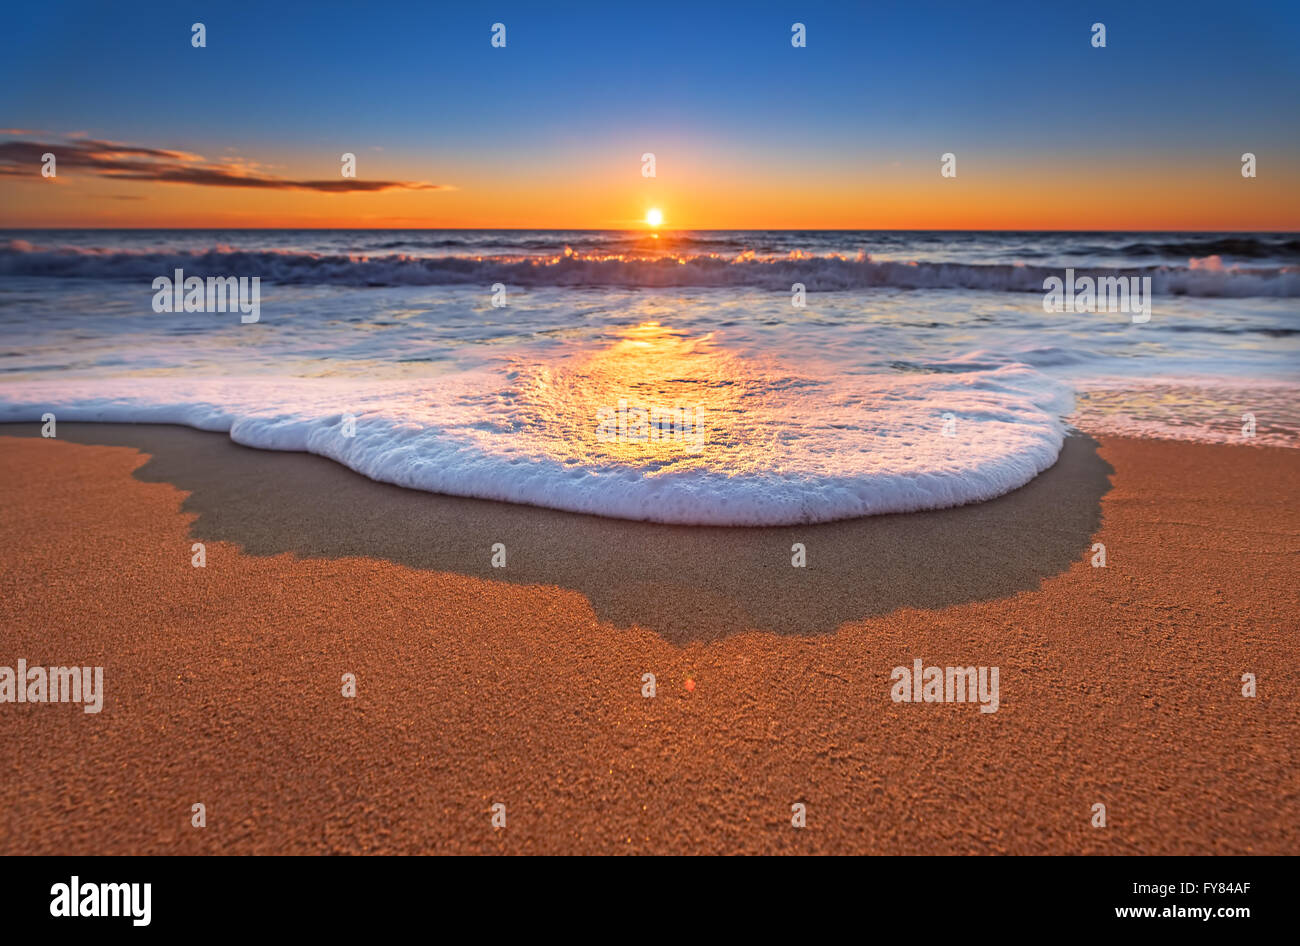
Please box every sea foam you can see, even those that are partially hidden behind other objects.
[0,356,1072,525]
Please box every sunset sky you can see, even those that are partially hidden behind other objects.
[2,0,1298,229]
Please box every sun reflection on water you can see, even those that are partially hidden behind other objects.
[515,321,779,473]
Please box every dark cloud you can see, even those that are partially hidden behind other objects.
[0,138,448,192]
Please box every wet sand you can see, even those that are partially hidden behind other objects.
[0,424,1295,854]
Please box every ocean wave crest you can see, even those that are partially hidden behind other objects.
[3,240,1297,297]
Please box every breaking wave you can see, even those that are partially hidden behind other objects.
[3,240,1297,297]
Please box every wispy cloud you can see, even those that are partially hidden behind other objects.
[0,137,449,192]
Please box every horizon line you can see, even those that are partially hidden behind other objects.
[2,226,1298,234]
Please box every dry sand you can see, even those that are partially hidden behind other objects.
[0,423,1295,854]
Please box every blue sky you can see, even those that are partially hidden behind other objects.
[2,1,1298,228]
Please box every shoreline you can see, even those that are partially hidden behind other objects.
[0,424,1295,854]
[0,423,1116,640]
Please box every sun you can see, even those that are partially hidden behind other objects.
[645,208,664,228]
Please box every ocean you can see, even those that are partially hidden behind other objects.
[1,229,1296,525]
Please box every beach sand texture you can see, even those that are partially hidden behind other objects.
[0,424,1295,854]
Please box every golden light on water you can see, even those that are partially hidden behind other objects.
[516,321,773,472]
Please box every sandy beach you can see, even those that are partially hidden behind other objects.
[0,423,1295,855]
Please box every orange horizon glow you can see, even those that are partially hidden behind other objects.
[3,150,1299,231]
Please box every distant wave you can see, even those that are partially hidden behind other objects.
[1115,236,1300,259]
[2,240,1297,296]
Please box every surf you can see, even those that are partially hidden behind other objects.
[3,239,1297,297]
[0,323,1073,526]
